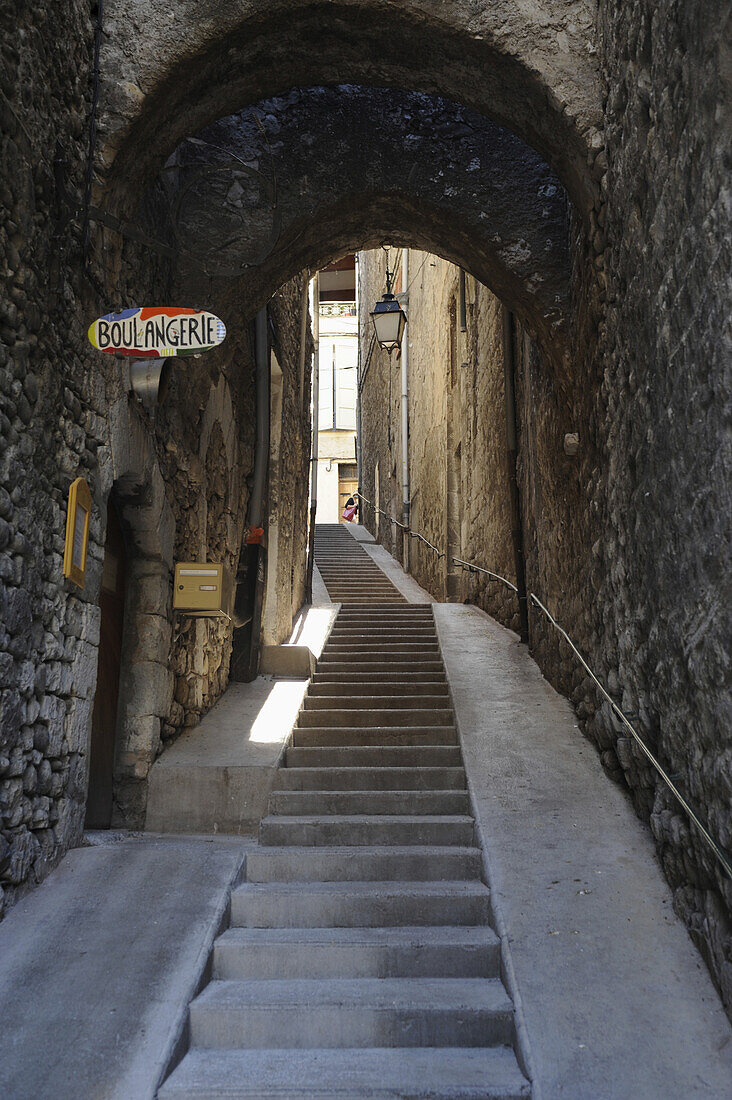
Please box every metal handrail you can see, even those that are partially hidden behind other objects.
[452,555,518,592]
[354,498,731,880]
[528,593,731,880]
[410,531,444,558]
[359,494,442,552]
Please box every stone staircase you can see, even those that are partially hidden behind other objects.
[160,525,529,1098]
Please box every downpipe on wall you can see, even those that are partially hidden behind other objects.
[231,306,270,681]
[305,273,319,603]
[502,306,530,643]
[400,249,410,569]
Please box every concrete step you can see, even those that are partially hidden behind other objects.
[297,709,454,728]
[214,925,500,978]
[189,977,514,1049]
[323,642,435,646]
[274,766,466,790]
[316,662,444,673]
[245,845,481,881]
[290,728,458,747]
[268,790,470,816]
[324,600,408,607]
[312,671,447,683]
[333,609,433,617]
[322,645,441,655]
[333,607,432,615]
[160,1047,530,1100]
[285,745,463,767]
[231,880,490,928]
[328,627,437,636]
[308,682,449,697]
[322,588,404,595]
[304,694,448,710]
[259,814,475,847]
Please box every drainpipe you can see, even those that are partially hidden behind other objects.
[298,270,310,409]
[356,255,363,497]
[502,306,529,643]
[399,249,410,569]
[305,273,319,602]
[249,307,270,530]
[231,306,270,680]
[459,268,467,333]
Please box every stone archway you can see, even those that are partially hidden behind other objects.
[141,87,574,371]
[98,0,601,219]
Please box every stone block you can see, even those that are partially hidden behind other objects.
[64,696,93,754]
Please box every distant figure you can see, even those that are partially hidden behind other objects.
[342,490,359,522]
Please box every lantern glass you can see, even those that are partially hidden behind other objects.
[370,294,407,352]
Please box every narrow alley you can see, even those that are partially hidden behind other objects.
[0,2,730,1098]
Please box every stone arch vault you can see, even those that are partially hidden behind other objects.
[98,0,601,218]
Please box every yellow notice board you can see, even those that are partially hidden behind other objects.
[63,477,92,588]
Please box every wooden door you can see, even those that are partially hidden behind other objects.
[85,501,127,828]
[338,463,359,523]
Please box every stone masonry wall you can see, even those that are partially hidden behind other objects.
[0,2,311,909]
[593,0,732,1006]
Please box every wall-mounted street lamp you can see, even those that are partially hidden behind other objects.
[370,255,407,353]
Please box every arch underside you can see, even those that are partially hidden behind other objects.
[100,0,600,218]
[148,88,571,365]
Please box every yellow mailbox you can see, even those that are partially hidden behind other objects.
[173,562,234,619]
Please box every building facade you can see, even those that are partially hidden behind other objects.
[316,258,358,524]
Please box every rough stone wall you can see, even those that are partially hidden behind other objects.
[592,0,732,1007]
[0,2,312,910]
[359,250,526,629]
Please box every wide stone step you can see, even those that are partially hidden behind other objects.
[327,619,434,627]
[214,925,500,979]
[322,645,441,656]
[308,682,449,697]
[316,661,444,673]
[274,766,466,791]
[331,598,406,605]
[268,789,470,816]
[159,1047,530,1100]
[328,627,436,636]
[245,845,481,881]
[304,694,448,710]
[325,636,438,646]
[290,727,457,747]
[323,590,404,596]
[259,813,475,847]
[188,977,514,1048]
[313,671,447,683]
[333,607,433,614]
[232,880,491,928]
[285,745,462,767]
[297,709,454,728]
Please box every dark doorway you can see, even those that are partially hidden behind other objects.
[85,500,128,828]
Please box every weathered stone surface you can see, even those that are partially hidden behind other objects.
[97,0,599,216]
[163,87,571,364]
[0,1,312,900]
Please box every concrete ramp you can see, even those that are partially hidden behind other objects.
[145,677,311,835]
[146,602,337,835]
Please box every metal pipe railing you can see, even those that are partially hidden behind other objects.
[354,493,732,881]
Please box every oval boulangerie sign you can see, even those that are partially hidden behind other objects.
[88,307,226,358]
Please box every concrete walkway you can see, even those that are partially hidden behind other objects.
[436,604,732,1098]
[0,833,248,1100]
